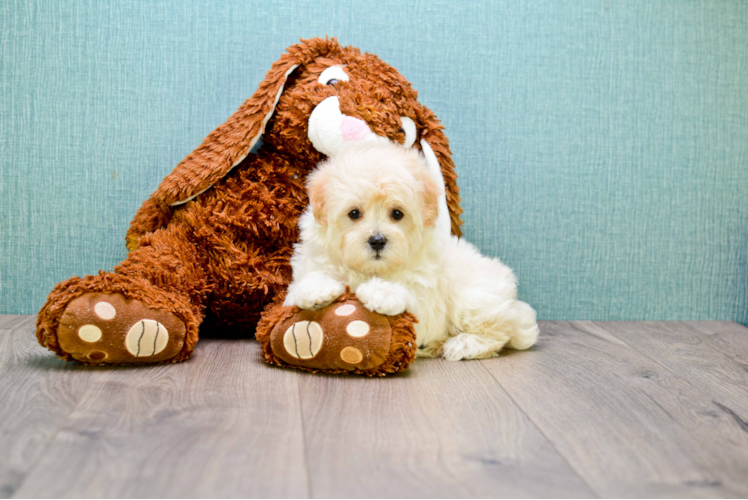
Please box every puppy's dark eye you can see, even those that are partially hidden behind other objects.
[327,79,339,87]
[348,209,361,220]
[391,209,404,221]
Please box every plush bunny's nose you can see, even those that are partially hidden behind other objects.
[341,116,371,142]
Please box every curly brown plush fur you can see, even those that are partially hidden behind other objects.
[36,37,462,365]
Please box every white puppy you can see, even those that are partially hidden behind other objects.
[284,142,538,360]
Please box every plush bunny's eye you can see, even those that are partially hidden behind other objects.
[399,116,417,148]
[318,65,350,86]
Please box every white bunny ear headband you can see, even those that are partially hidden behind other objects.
[304,71,451,239]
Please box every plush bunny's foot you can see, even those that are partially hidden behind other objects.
[256,293,417,376]
[56,292,187,365]
[37,274,200,365]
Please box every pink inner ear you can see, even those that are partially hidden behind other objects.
[341,116,371,142]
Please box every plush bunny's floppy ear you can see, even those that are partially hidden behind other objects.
[125,58,297,249]
[416,108,463,237]
[166,61,300,208]
[126,38,340,250]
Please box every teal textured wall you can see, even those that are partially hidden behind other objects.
[2,0,747,322]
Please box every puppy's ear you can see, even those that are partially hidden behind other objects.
[415,106,463,236]
[416,167,440,228]
[306,168,328,225]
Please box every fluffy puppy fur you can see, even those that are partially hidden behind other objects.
[285,142,538,360]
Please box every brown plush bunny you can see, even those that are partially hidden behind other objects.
[36,38,462,372]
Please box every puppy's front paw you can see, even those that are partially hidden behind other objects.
[284,276,346,310]
[355,278,410,316]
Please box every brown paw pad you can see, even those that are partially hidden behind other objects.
[268,299,397,371]
[57,293,186,364]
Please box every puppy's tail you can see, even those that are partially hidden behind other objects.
[507,300,539,350]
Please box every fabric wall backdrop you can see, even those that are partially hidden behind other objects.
[2,0,747,322]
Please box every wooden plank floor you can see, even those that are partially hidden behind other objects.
[1,318,747,498]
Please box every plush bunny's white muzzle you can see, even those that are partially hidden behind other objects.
[308,97,389,156]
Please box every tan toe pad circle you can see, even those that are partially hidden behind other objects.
[340,346,364,364]
[335,304,356,316]
[78,324,103,343]
[346,320,370,337]
[94,301,116,320]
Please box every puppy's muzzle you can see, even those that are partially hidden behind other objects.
[368,234,387,252]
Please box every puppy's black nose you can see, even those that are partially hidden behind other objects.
[368,234,387,251]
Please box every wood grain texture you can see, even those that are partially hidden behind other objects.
[0,322,92,498]
[0,316,36,330]
[4,317,748,498]
[12,339,309,499]
[685,321,748,361]
[596,321,748,417]
[298,357,594,498]
[482,321,748,498]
